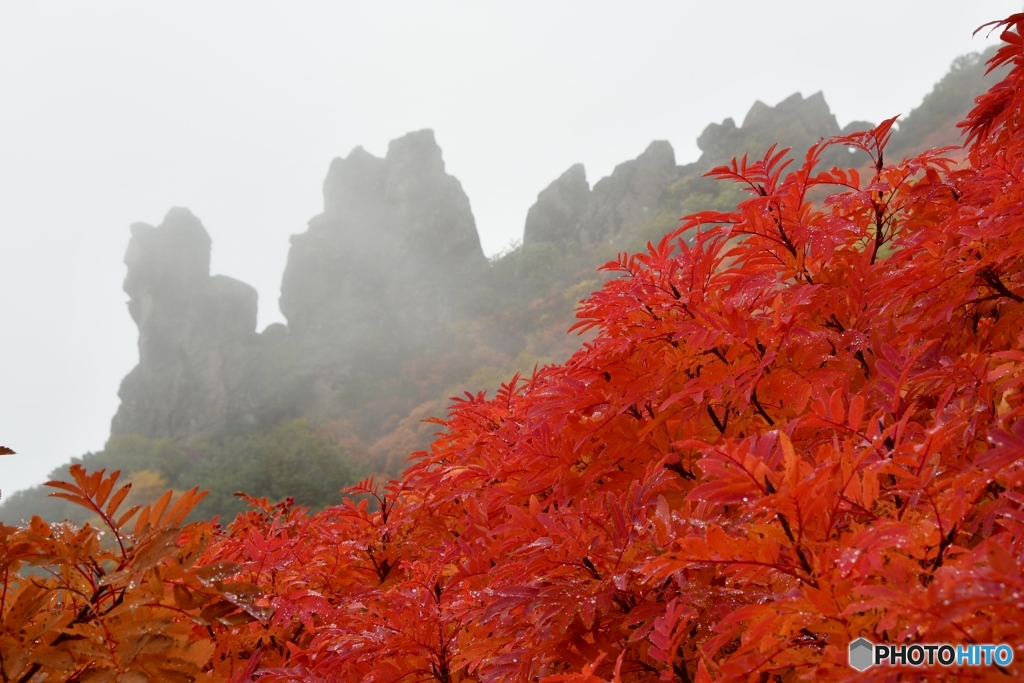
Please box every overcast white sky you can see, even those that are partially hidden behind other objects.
[0,1,1019,496]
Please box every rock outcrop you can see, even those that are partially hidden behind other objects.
[280,130,487,352]
[523,163,590,246]
[524,141,689,247]
[524,92,875,248]
[584,140,682,244]
[112,132,493,444]
[697,91,873,169]
[109,98,877,444]
[111,208,259,440]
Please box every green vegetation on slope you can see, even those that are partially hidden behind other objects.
[889,45,1003,154]
[0,420,364,526]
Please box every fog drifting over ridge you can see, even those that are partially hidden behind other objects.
[0,1,1018,496]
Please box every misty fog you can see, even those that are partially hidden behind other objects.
[0,1,1017,497]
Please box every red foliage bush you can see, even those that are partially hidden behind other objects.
[6,13,1024,682]
[0,466,267,682]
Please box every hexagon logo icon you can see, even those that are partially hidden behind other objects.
[849,637,874,671]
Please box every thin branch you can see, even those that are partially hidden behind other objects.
[981,266,1024,303]
[751,390,775,427]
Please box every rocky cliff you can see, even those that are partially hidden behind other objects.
[111,208,259,440]
[112,85,982,452]
[695,91,872,169]
[524,92,874,248]
[110,99,869,445]
[280,130,487,348]
[113,131,491,444]
[524,141,690,248]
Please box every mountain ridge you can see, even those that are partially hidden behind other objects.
[1,46,1003,524]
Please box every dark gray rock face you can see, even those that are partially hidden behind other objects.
[111,208,259,440]
[523,141,683,247]
[523,163,590,245]
[110,131,492,444]
[524,93,873,248]
[280,130,487,351]
[697,91,872,169]
[585,140,679,244]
